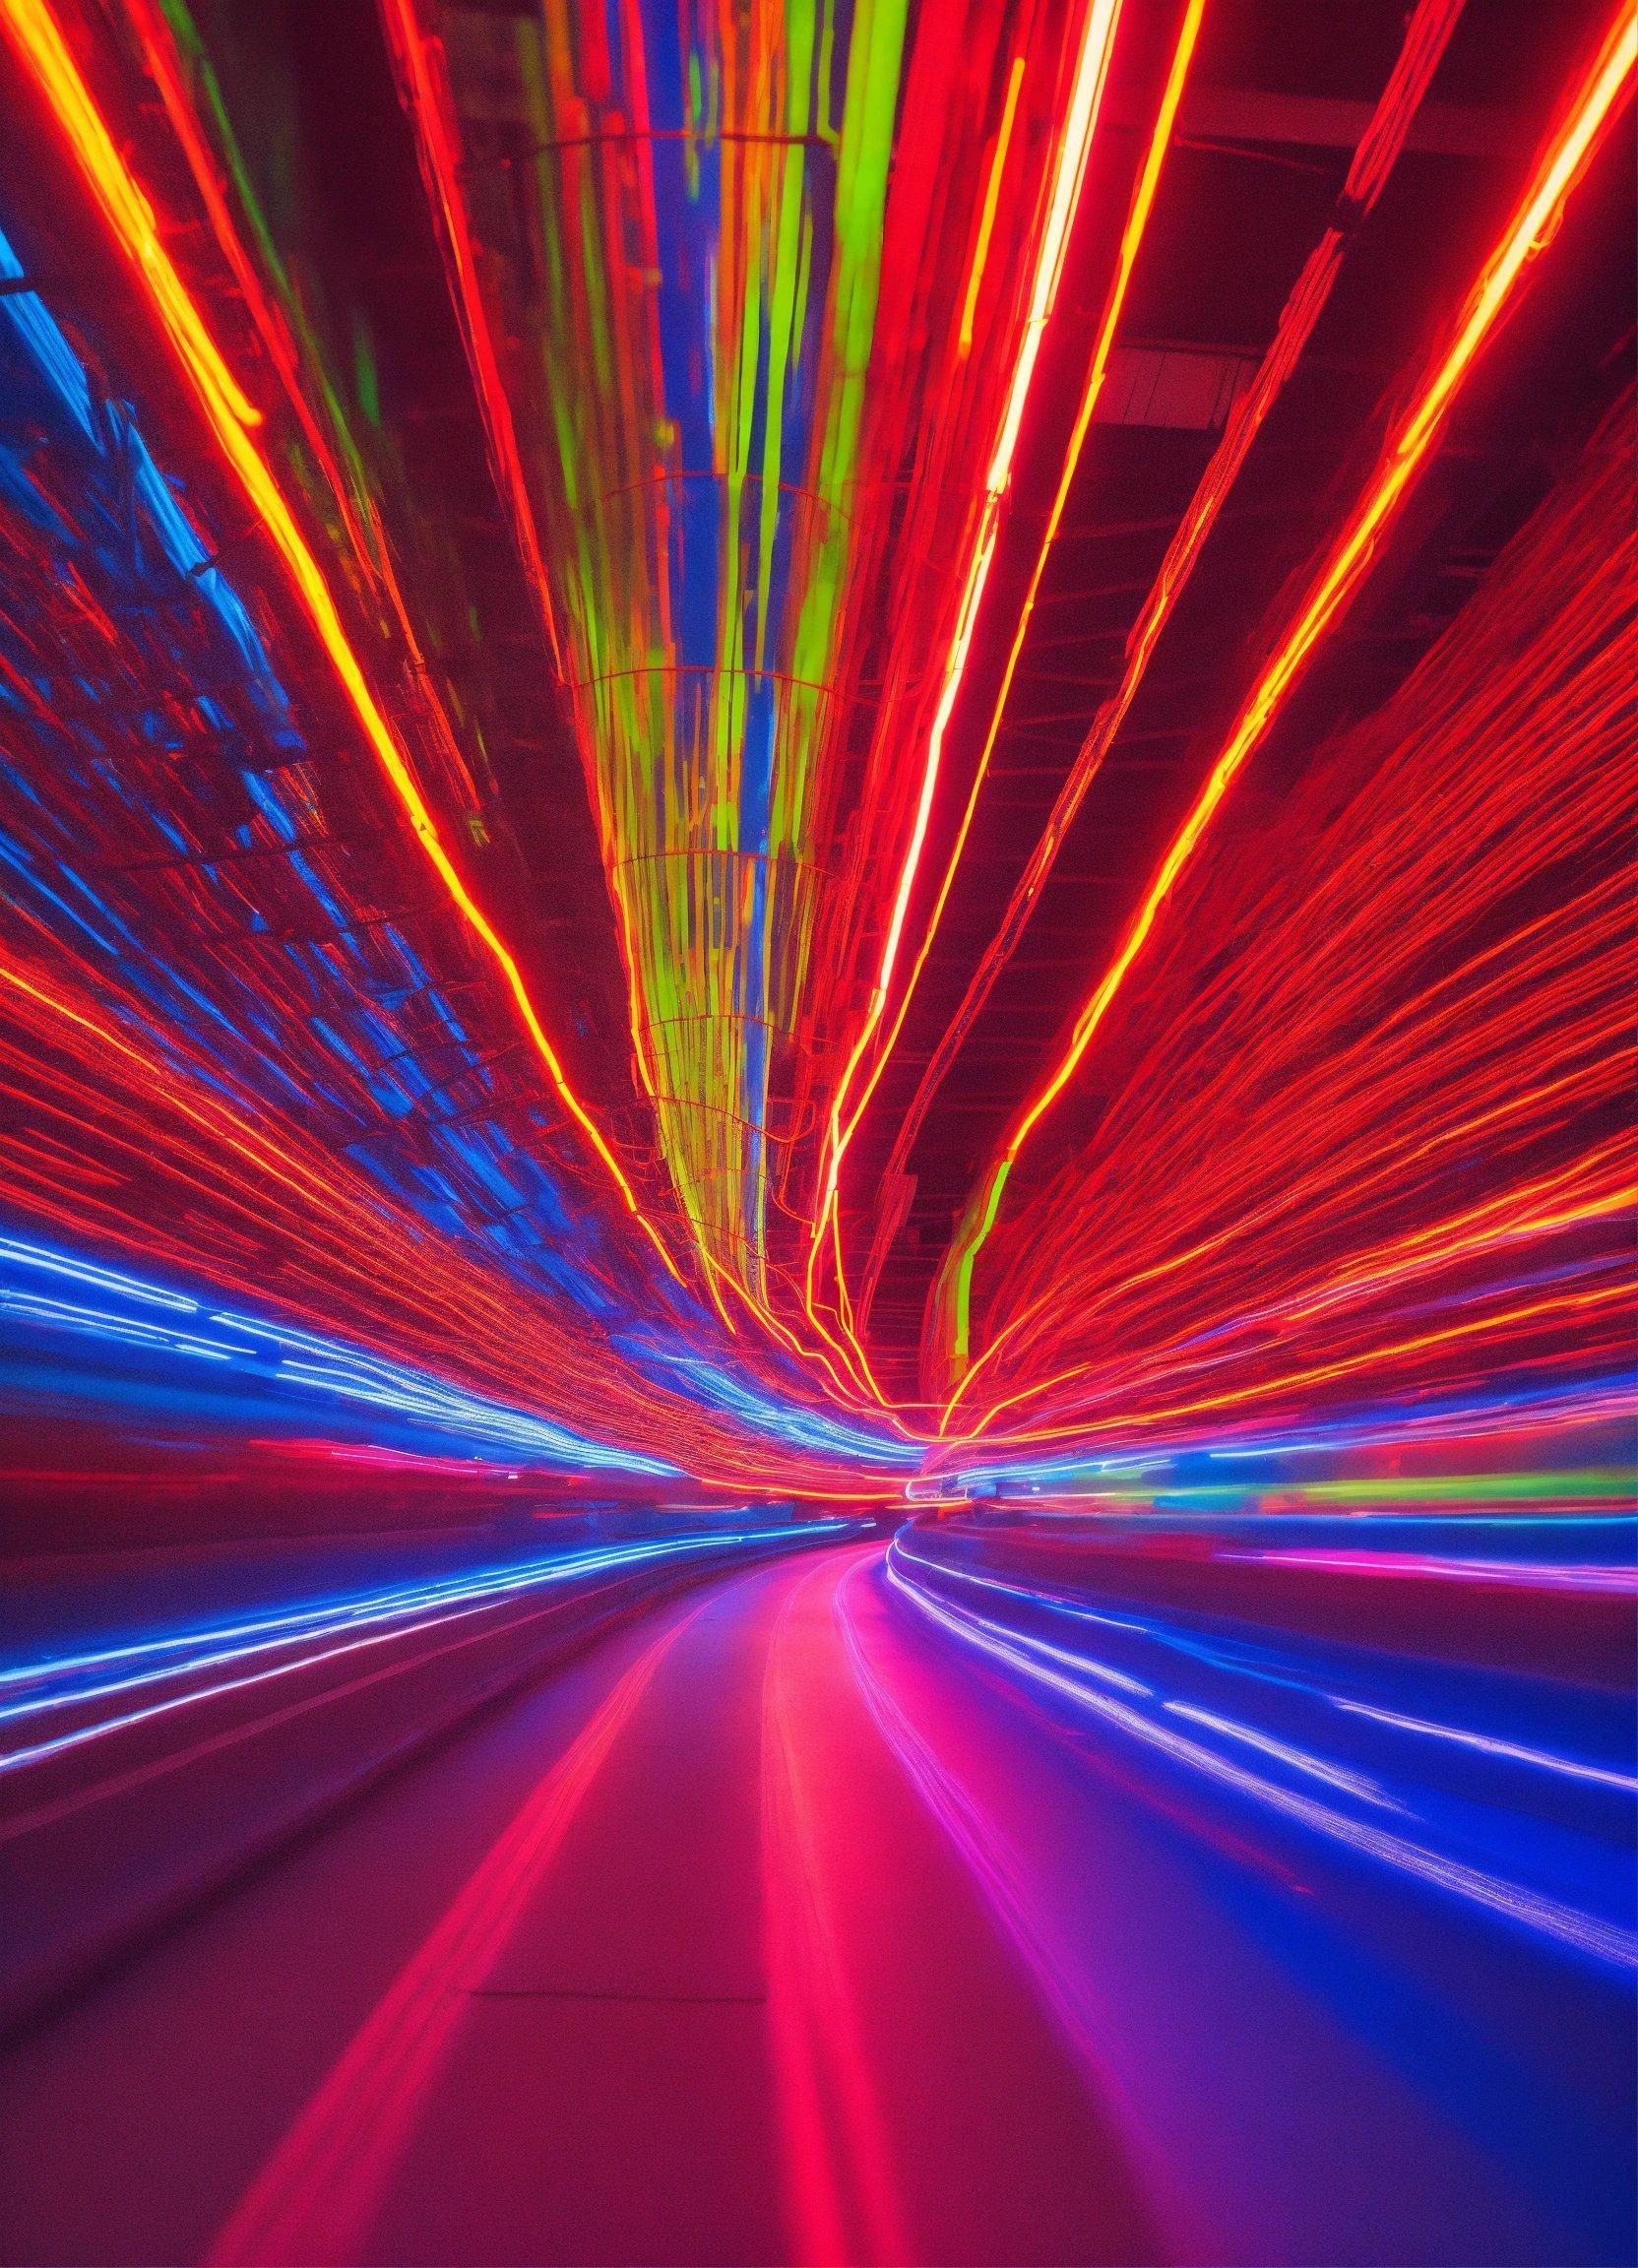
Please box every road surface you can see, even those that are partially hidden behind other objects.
[1,1540,1631,2265]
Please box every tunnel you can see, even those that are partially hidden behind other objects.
[0,0,1633,2261]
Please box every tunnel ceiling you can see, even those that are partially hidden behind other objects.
[0,0,1630,1501]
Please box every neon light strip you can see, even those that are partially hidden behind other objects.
[938,4,1638,1382]
[1333,1700,1638,1795]
[858,0,1465,1321]
[888,1556,1638,1967]
[0,0,680,1284]
[0,1525,851,1773]
[807,0,1128,1328]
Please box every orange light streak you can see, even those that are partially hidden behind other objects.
[817,0,1207,1324]
[953,1279,1633,1456]
[958,57,1027,357]
[957,1159,1635,1441]
[856,0,1462,1323]
[806,0,1128,1327]
[0,0,682,1285]
[375,0,566,679]
[940,0,1637,1382]
[379,0,686,1228]
[0,944,921,1492]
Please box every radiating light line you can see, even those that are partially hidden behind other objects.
[0,1525,853,1775]
[1333,1699,1638,1794]
[820,0,1208,1353]
[859,0,1465,1323]
[888,1555,1638,1968]
[808,0,1129,1335]
[958,57,1027,356]
[206,1602,706,2268]
[938,3,1637,1383]
[0,0,680,1284]
[1163,1701,1402,1807]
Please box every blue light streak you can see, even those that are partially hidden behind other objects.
[1,1520,855,1778]
[885,1542,1637,1970]
[0,1226,678,1475]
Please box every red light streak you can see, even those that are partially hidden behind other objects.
[0,941,906,1495]
[207,1606,703,2268]
[922,392,1634,1455]
[939,1,1637,1377]
[763,1556,913,2264]
[859,0,1469,1312]
[0,0,681,1286]
[0,0,1626,1509]
[807,0,1133,1330]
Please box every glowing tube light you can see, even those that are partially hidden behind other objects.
[859,0,1467,1310]
[886,1552,1638,1967]
[940,1,1637,1382]
[808,0,1127,1325]
[0,0,681,1284]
